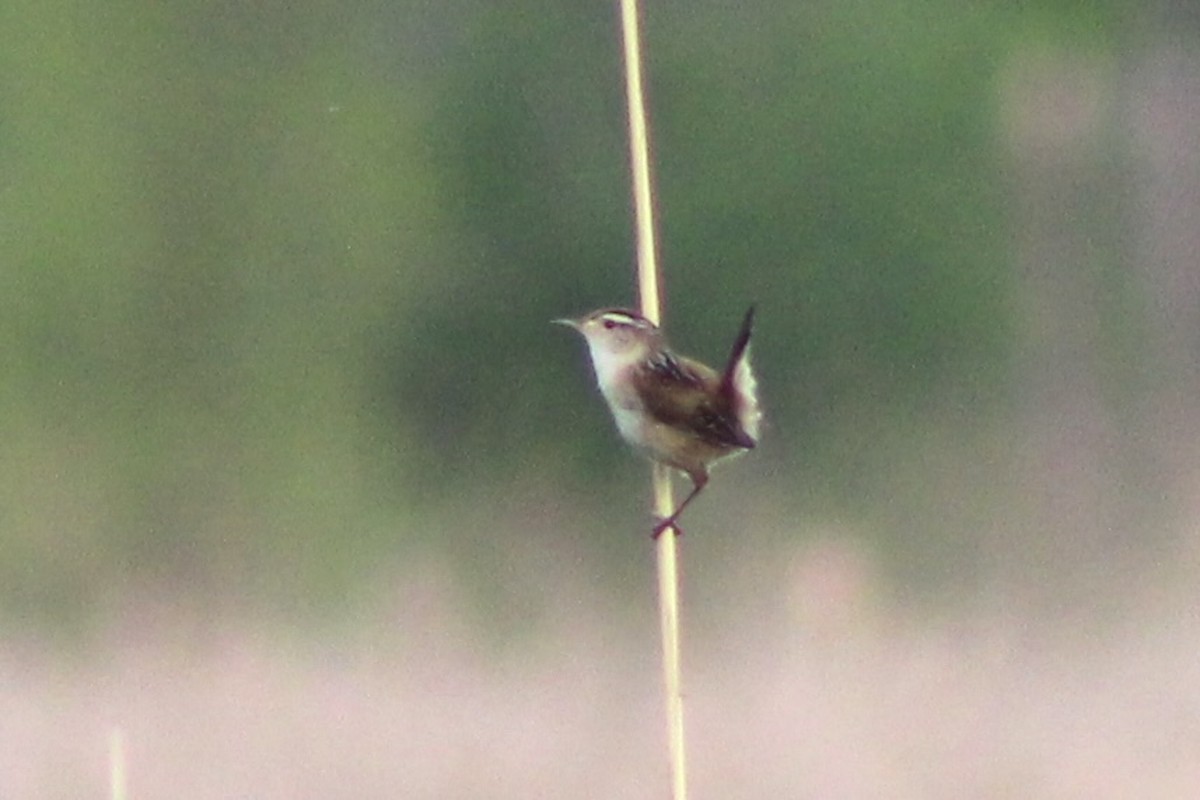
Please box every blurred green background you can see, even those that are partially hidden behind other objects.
[3,0,1196,629]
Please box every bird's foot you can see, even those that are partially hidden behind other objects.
[651,516,684,539]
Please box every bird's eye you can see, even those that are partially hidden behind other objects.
[603,319,617,330]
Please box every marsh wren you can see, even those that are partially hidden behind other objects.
[556,306,761,537]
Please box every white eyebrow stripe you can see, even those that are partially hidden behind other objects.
[599,311,641,326]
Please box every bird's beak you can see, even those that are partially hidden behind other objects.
[552,317,581,331]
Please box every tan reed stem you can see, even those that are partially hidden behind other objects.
[617,1,688,798]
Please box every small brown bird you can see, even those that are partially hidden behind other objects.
[555,306,761,537]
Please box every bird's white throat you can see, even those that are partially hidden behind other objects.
[584,341,646,443]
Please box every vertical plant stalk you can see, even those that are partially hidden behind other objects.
[109,726,127,800]
[617,1,687,798]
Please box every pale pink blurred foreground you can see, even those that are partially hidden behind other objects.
[3,539,1200,799]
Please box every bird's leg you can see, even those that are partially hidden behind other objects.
[651,472,709,539]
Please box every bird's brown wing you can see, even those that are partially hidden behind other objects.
[638,352,754,450]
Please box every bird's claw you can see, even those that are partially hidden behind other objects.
[651,516,683,539]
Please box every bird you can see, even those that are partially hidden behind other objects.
[555,306,761,537]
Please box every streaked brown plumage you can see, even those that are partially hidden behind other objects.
[555,306,760,536]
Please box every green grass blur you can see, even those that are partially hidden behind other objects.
[2,0,1188,629]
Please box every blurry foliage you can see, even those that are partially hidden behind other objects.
[394,0,1014,497]
[0,0,1139,620]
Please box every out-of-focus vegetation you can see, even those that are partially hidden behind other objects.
[3,0,1195,627]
